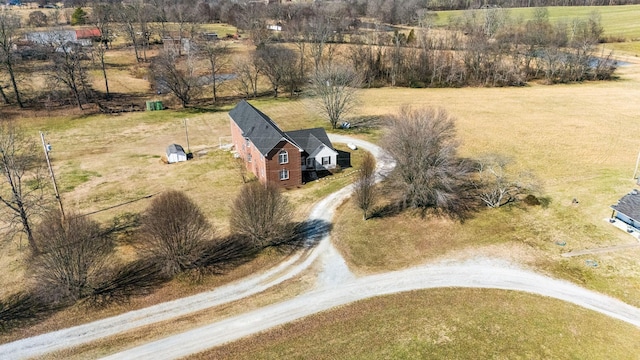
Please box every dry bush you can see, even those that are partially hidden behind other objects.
[353,152,376,220]
[138,190,215,276]
[230,182,295,248]
[33,210,114,303]
[381,106,477,219]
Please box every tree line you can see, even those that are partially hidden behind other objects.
[0,1,619,111]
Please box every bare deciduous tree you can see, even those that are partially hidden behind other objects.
[382,106,475,218]
[152,49,200,108]
[139,190,214,276]
[0,10,24,108]
[354,152,376,220]
[255,44,299,98]
[234,55,260,98]
[46,35,91,110]
[0,122,47,255]
[312,65,361,129]
[33,210,113,302]
[199,41,229,103]
[475,154,539,208]
[230,182,294,248]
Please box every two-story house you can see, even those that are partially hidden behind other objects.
[229,100,338,187]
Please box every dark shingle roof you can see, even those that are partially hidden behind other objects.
[611,190,640,222]
[166,143,185,155]
[285,128,334,154]
[229,100,300,156]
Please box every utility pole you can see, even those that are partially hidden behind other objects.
[40,132,65,221]
[633,149,640,181]
[184,118,191,155]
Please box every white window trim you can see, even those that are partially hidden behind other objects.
[322,156,331,165]
[279,150,289,164]
[279,168,289,180]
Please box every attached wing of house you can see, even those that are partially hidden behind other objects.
[611,190,640,230]
[285,128,338,171]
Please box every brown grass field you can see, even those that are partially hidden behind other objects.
[1,20,640,357]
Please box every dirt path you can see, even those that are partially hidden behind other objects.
[2,137,640,359]
[561,243,640,257]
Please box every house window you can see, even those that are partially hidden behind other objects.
[307,158,314,167]
[247,154,252,163]
[279,168,289,180]
[322,156,331,165]
[279,150,288,164]
[245,138,250,148]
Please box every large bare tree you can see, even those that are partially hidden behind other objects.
[0,122,47,255]
[47,42,91,110]
[199,41,230,103]
[33,210,113,303]
[152,48,200,108]
[382,106,475,218]
[139,190,214,276]
[0,10,24,108]
[255,44,299,98]
[230,182,294,248]
[311,65,361,129]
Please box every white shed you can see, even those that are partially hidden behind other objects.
[166,144,187,164]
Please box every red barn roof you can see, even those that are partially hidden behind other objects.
[75,28,101,39]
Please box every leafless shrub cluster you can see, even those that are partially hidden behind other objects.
[230,182,295,248]
[32,210,113,303]
[474,154,540,208]
[354,152,377,220]
[382,106,477,219]
[138,190,215,276]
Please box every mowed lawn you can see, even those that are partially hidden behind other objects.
[196,289,640,359]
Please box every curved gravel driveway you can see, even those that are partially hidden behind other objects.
[2,136,639,360]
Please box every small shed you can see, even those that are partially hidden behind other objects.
[166,144,187,164]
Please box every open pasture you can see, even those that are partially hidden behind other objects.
[433,5,640,40]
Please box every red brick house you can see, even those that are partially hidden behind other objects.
[229,100,338,187]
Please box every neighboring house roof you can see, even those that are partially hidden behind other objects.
[285,128,336,155]
[166,144,186,155]
[611,190,640,222]
[229,100,301,156]
[75,28,101,39]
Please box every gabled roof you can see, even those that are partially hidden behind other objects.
[285,128,336,155]
[229,100,301,156]
[166,144,186,155]
[75,28,101,39]
[611,190,640,222]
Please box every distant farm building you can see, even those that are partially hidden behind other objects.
[25,28,101,47]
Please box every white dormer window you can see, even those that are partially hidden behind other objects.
[279,150,288,164]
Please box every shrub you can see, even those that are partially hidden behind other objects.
[138,190,214,276]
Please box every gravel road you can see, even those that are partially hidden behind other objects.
[2,136,639,360]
